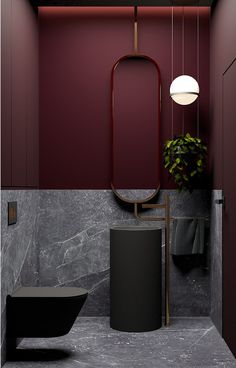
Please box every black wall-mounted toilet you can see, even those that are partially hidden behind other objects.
[7,287,88,352]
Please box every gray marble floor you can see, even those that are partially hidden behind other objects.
[4,317,236,368]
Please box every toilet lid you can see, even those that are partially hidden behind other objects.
[11,287,88,298]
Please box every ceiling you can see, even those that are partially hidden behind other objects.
[31,0,215,6]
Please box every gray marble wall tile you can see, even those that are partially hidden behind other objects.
[37,190,211,317]
[1,188,213,367]
[210,190,223,335]
[1,190,40,366]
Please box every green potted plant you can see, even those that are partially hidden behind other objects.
[163,133,207,192]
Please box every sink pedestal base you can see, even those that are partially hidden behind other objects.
[110,227,162,332]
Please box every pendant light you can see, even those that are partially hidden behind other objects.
[170,7,200,106]
[170,75,199,105]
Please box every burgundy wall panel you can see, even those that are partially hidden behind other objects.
[1,0,39,188]
[11,0,28,186]
[210,0,236,189]
[39,6,210,189]
[222,59,236,357]
[1,0,13,187]
[210,0,236,357]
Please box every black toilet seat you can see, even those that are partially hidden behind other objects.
[11,287,88,298]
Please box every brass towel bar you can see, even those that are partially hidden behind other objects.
[134,197,209,327]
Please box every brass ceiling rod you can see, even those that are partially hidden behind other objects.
[134,6,138,53]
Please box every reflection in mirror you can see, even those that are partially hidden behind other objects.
[111,55,161,204]
[111,187,159,204]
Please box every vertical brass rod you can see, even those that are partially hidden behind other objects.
[133,196,171,327]
[134,202,138,218]
[165,194,170,326]
[134,6,138,53]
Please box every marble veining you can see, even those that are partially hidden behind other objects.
[37,190,210,316]
[4,317,236,368]
[1,189,225,366]
[210,190,223,335]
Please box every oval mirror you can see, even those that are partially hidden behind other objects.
[111,55,161,203]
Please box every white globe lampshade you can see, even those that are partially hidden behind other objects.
[170,75,199,105]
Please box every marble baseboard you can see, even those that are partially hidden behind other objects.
[37,190,211,317]
[210,190,223,335]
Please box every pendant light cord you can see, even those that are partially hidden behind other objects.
[182,6,185,135]
[171,7,174,140]
[134,6,138,54]
[197,7,200,138]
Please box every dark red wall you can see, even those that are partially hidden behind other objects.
[112,58,161,189]
[39,6,210,189]
[210,0,236,189]
[210,0,236,356]
[1,0,39,188]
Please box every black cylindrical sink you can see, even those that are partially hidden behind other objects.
[110,226,162,332]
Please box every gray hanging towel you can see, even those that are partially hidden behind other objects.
[171,218,205,256]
